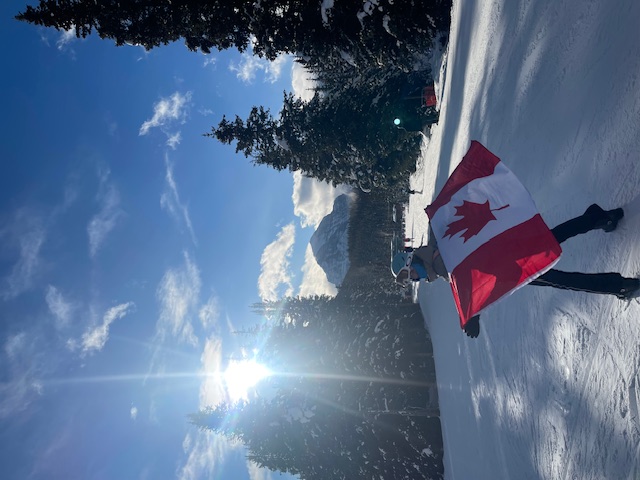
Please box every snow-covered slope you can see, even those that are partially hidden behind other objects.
[406,0,640,479]
[309,193,354,286]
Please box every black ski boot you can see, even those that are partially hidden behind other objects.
[585,204,624,233]
[617,278,640,300]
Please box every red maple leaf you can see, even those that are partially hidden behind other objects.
[444,200,509,242]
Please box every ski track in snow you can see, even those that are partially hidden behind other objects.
[407,0,640,478]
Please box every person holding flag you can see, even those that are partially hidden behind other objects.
[392,141,640,338]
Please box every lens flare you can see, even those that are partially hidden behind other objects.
[223,360,271,401]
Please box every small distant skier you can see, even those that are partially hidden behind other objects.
[392,204,640,338]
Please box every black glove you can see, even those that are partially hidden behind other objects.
[464,315,480,338]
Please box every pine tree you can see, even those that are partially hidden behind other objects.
[16,0,253,54]
[17,0,450,70]
[208,68,429,188]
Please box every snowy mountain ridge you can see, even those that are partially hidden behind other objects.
[309,193,354,286]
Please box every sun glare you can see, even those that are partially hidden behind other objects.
[223,360,271,401]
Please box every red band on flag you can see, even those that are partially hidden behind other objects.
[450,215,562,325]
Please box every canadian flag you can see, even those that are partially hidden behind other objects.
[425,141,562,327]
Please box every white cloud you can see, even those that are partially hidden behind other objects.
[230,55,262,83]
[291,62,317,101]
[160,157,197,244]
[4,332,26,360]
[1,182,79,299]
[182,434,192,453]
[177,431,234,480]
[139,91,191,136]
[65,338,78,352]
[298,244,338,298]
[130,406,138,420]
[176,333,236,479]
[198,337,226,408]
[265,55,288,83]
[292,172,352,228]
[166,132,182,149]
[230,51,289,84]
[45,285,74,330]
[198,296,219,330]
[88,172,123,257]
[247,460,275,480]
[258,224,296,301]
[1,332,44,419]
[155,252,201,346]
[1,209,46,300]
[8,227,44,296]
[56,28,76,50]
[203,57,217,68]
[176,324,241,480]
[81,302,134,354]
[0,376,43,420]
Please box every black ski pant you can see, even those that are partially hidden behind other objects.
[529,206,629,296]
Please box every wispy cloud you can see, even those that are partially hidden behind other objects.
[178,335,236,480]
[0,178,80,299]
[230,48,288,84]
[177,430,234,480]
[130,406,138,420]
[198,296,219,331]
[198,337,226,408]
[247,460,276,480]
[145,253,203,381]
[258,223,296,302]
[88,171,123,257]
[161,157,197,244]
[139,92,191,147]
[81,302,135,354]
[203,56,217,68]
[166,132,182,150]
[4,332,26,360]
[139,91,190,135]
[1,331,44,419]
[292,172,352,228]
[0,209,46,300]
[45,285,74,330]
[56,28,76,50]
[155,252,201,346]
[298,245,338,297]
[0,373,43,419]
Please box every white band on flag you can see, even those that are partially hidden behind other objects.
[430,162,538,273]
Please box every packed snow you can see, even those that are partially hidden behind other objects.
[405,0,640,478]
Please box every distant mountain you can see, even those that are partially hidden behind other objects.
[310,193,354,286]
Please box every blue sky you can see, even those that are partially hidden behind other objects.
[1,3,347,479]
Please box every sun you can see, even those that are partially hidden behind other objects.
[223,359,271,401]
